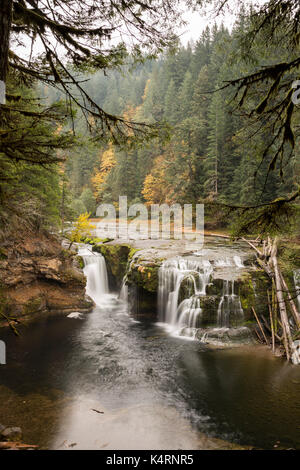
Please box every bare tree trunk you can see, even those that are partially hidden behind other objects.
[0,0,13,104]
[243,235,300,363]
[271,239,293,361]
[279,272,300,329]
[267,290,275,353]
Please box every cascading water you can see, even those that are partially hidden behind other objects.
[158,257,213,330]
[158,254,245,337]
[119,281,128,303]
[177,296,202,329]
[217,280,244,327]
[78,246,109,306]
[234,256,245,268]
[118,253,140,304]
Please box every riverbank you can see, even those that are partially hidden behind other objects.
[0,230,93,329]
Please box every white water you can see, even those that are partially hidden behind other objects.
[217,280,244,327]
[119,281,128,302]
[234,255,245,268]
[78,246,109,306]
[158,255,245,336]
[158,258,213,327]
[177,296,202,329]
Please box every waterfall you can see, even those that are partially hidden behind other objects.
[118,252,140,303]
[234,256,245,268]
[119,280,128,303]
[158,257,213,327]
[78,246,109,305]
[158,255,245,337]
[217,280,244,327]
[177,296,202,329]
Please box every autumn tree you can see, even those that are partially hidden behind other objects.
[91,144,116,202]
[142,155,168,205]
[68,212,96,249]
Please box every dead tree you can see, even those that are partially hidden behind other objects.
[242,236,300,364]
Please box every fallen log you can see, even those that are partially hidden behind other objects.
[267,291,275,353]
[271,239,293,362]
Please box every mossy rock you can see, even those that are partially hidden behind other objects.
[59,248,73,260]
[81,236,114,245]
[276,243,300,293]
[206,278,223,296]
[92,243,131,285]
[0,291,14,320]
[127,263,160,293]
[76,255,85,270]
[199,295,219,326]
[279,243,300,270]
[178,276,196,303]
[128,247,140,260]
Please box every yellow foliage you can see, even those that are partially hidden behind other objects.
[91,143,116,199]
[142,155,168,205]
[142,79,152,102]
[68,212,96,248]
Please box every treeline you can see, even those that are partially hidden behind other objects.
[4,7,299,235]
[1,1,299,238]
[57,18,299,224]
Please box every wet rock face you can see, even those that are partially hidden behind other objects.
[0,232,93,325]
[198,296,219,326]
[92,243,131,289]
[1,426,22,442]
[127,284,157,320]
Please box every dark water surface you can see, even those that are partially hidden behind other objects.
[0,296,300,449]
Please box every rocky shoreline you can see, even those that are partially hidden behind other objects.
[0,424,37,450]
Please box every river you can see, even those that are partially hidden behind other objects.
[0,243,300,450]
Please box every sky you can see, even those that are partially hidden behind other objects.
[13,1,267,61]
[179,0,267,44]
[180,9,235,45]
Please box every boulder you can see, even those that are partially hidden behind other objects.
[196,326,255,346]
[1,426,22,441]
